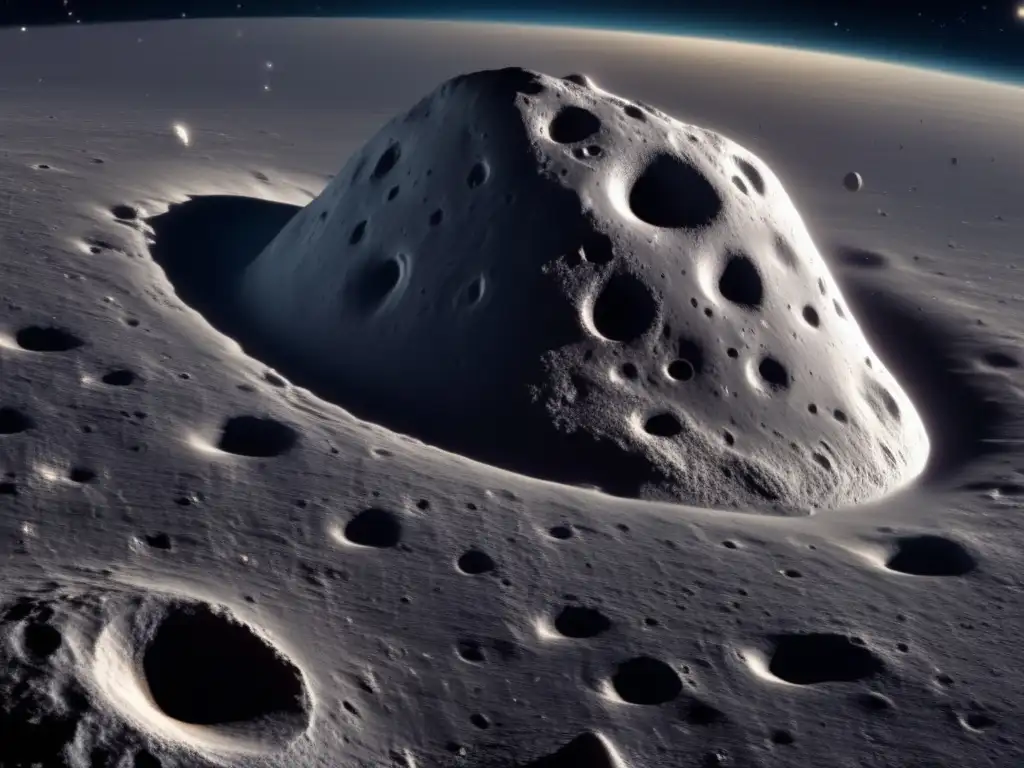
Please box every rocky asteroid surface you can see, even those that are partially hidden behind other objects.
[238,67,930,513]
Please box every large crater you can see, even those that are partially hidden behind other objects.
[92,597,311,757]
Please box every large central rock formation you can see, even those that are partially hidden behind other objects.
[238,68,929,513]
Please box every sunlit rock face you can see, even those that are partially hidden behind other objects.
[238,67,929,513]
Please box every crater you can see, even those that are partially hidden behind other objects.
[590,270,658,342]
[549,106,602,144]
[216,415,298,457]
[93,598,310,755]
[885,534,976,576]
[719,253,764,309]
[610,656,682,705]
[342,507,402,548]
[553,605,612,638]
[15,325,84,352]
[0,407,34,435]
[143,603,306,727]
[629,152,722,229]
[768,634,884,685]
[526,732,622,768]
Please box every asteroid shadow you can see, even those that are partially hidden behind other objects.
[147,194,665,499]
[148,195,300,339]
[830,251,1010,486]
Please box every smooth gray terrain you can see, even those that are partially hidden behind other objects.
[0,17,1021,768]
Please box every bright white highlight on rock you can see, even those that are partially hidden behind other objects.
[172,122,191,146]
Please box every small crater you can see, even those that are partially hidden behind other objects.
[429,209,444,226]
[770,729,795,745]
[349,220,367,245]
[467,161,489,188]
[579,231,615,265]
[774,236,800,270]
[15,326,84,352]
[768,634,884,684]
[644,412,683,438]
[549,106,602,144]
[553,605,612,638]
[629,152,722,229]
[458,276,486,309]
[216,415,298,457]
[843,172,863,192]
[344,508,402,548]
[611,656,682,705]
[879,387,900,420]
[562,73,594,88]
[144,533,173,550]
[961,712,997,731]
[502,68,545,95]
[758,357,790,391]
[142,602,308,728]
[731,176,749,195]
[855,690,894,712]
[549,525,574,540]
[719,253,764,309]
[802,306,820,327]
[623,104,646,120]
[885,535,976,576]
[591,271,658,342]
[111,204,138,221]
[68,467,96,484]
[686,700,726,726]
[348,256,404,314]
[526,732,619,768]
[22,623,62,659]
[457,549,496,575]
[735,158,766,195]
[101,369,138,386]
[667,359,695,381]
[0,407,34,435]
[982,351,1018,368]
[457,639,485,662]
[371,143,401,180]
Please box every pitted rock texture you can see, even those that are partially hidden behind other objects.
[239,67,929,513]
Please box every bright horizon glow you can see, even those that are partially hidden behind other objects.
[355,11,1024,89]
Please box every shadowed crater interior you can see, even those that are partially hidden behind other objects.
[768,634,885,685]
[15,325,84,352]
[142,602,308,727]
[628,152,722,229]
[611,656,682,704]
[217,415,298,457]
[885,534,976,576]
[525,732,619,768]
